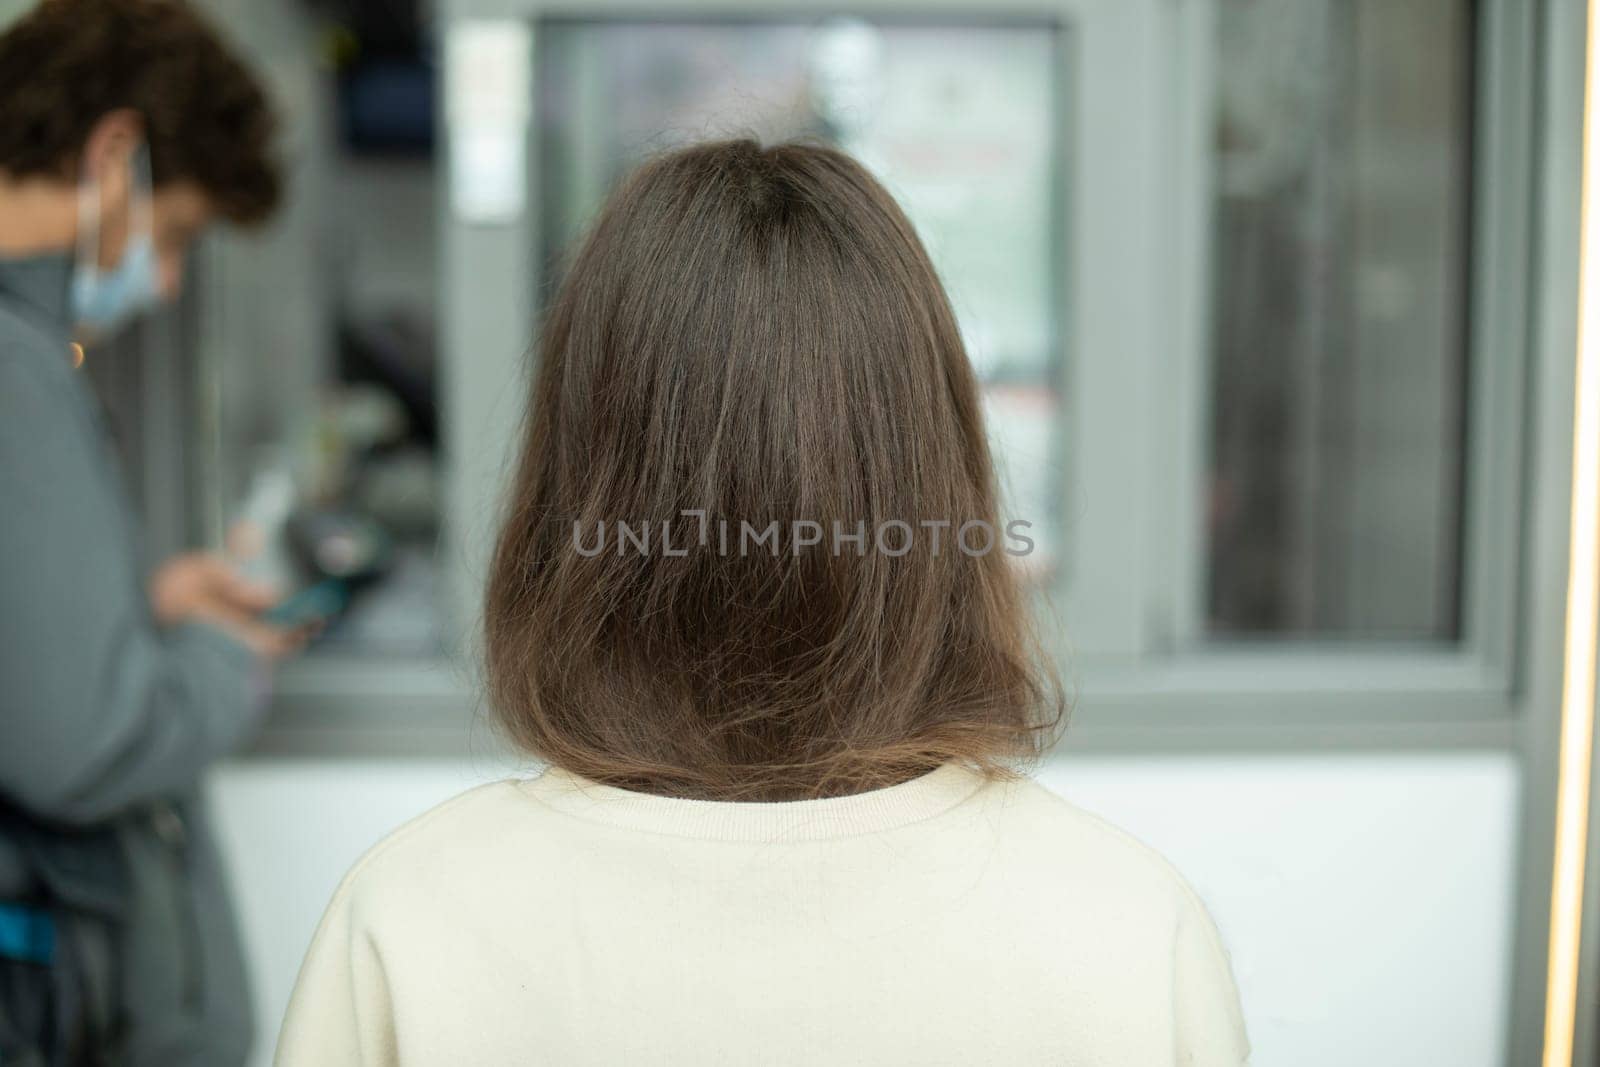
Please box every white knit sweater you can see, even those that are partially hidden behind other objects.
[275,762,1249,1065]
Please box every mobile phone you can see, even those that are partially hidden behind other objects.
[263,579,348,628]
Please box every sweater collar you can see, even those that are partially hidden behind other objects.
[0,253,73,337]
[518,761,989,842]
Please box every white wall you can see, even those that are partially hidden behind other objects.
[211,751,1520,1067]
[1036,754,1519,1067]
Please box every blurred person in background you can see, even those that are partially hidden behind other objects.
[276,140,1249,1066]
[0,1,299,1063]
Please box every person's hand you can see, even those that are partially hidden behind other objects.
[148,552,310,661]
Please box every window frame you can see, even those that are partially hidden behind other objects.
[257,0,1541,752]
[1074,0,1537,744]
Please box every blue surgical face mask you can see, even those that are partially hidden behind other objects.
[71,144,161,338]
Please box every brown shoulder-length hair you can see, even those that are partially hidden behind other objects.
[485,139,1063,801]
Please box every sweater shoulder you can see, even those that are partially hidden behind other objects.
[324,772,1217,925]
[994,775,1215,910]
[324,780,533,908]
[0,305,71,390]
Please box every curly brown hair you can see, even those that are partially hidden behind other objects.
[0,0,281,224]
[484,140,1066,802]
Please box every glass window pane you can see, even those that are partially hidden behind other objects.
[1204,0,1472,640]
[536,16,1066,576]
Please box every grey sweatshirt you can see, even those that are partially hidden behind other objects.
[0,253,263,1065]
